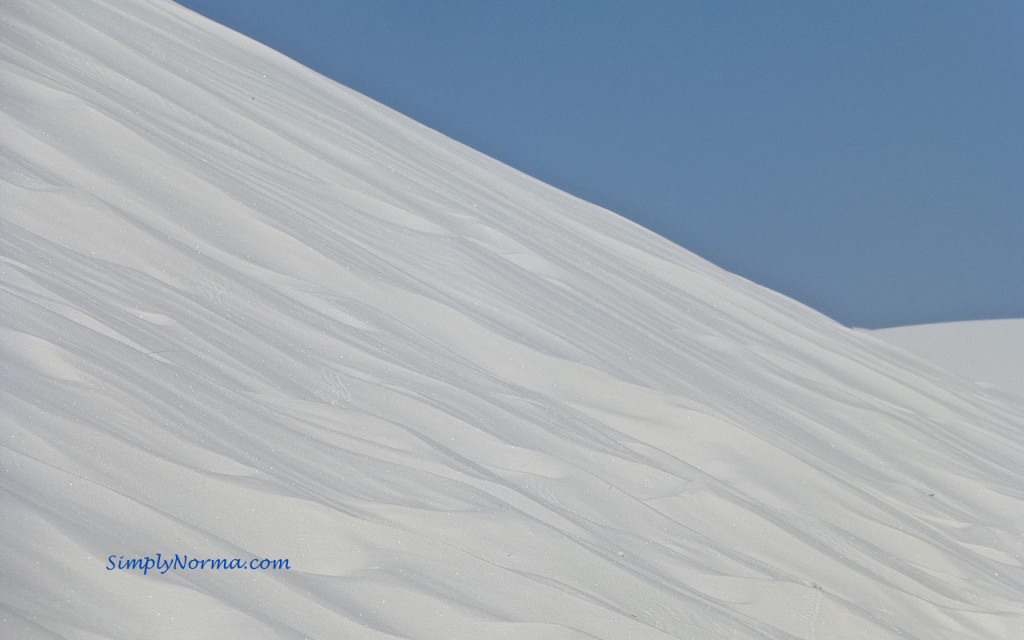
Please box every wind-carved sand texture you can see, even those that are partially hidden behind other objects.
[2,1,1022,638]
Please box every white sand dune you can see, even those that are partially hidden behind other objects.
[869,319,1024,401]
[2,1,1022,638]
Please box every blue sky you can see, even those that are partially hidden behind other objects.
[175,0,1023,328]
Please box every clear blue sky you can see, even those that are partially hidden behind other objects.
[175,0,1023,328]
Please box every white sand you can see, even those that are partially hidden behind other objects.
[870,319,1024,400]
[2,1,1022,638]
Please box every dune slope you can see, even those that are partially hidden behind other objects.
[870,319,1024,401]
[2,1,1022,638]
